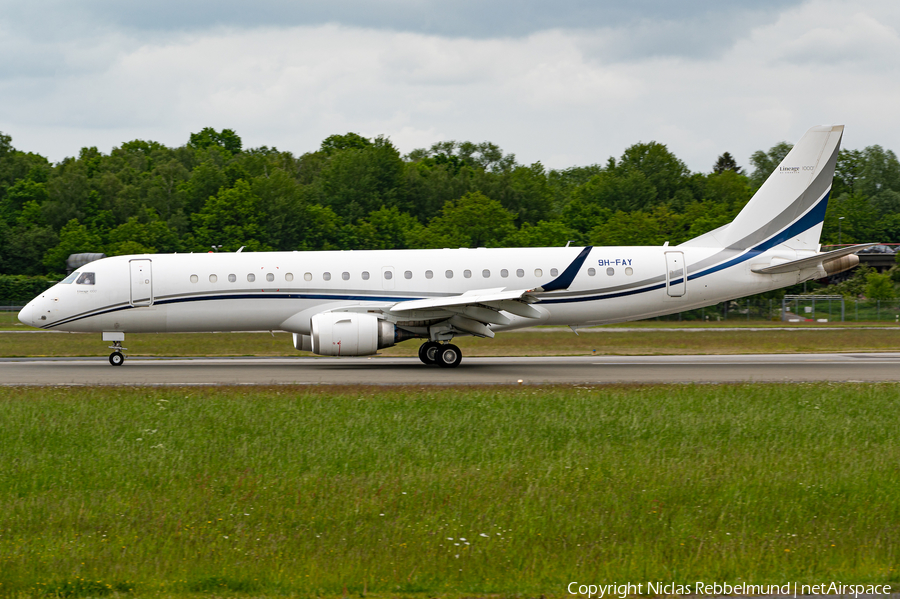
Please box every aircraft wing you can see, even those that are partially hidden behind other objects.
[385,288,540,338]
[389,287,538,314]
[386,246,593,337]
[751,243,877,274]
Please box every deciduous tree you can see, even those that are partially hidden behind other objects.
[749,142,793,190]
[419,191,516,248]
[188,128,242,154]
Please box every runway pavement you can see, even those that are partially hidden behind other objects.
[2,353,900,385]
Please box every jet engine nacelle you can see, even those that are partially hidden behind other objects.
[309,312,398,356]
[823,254,859,275]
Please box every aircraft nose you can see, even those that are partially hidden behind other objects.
[18,302,33,326]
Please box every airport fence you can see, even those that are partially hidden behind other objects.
[651,297,900,323]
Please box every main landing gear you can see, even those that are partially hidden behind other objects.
[418,341,463,368]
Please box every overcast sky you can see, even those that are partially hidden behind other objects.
[2,0,899,172]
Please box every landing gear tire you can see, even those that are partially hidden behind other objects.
[418,341,442,365]
[109,351,125,366]
[436,344,462,368]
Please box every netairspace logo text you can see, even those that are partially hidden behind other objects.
[567,581,892,598]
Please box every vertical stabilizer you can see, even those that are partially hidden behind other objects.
[720,125,843,251]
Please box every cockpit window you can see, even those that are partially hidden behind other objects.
[60,273,79,284]
[76,272,95,285]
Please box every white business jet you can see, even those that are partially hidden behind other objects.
[19,125,869,367]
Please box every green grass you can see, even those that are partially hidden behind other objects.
[1,384,898,596]
[0,310,21,327]
[3,327,900,358]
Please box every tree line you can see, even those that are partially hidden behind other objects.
[1,127,899,283]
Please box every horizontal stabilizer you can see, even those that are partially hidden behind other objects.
[751,243,876,274]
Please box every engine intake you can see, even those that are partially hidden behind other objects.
[309,312,404,356]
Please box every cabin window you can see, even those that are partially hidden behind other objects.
[425,270,433,279]
[266,273,275,282]
[384,271,393,280]
[209,274,217,283]
[76,272,95,285]
[228,274,236,283]
[304,272,312,281]
[323,272,331,281]
[342,272,349,281]
[482,269,490,278]
[587,267,596,276]
[516,269,524,278]
[550,268,558,277]
[606,267,614,276]
[61,273,78,284]
[625,267,633,275]
[190,274,199,283]
[404,270,412,279]
[501,269,508,278]
[362,271,370,280]
[445,270,454,279]
[247,273,256,282]
[534,268,542,277]
[285,273,294,282]
[464,269,472,278]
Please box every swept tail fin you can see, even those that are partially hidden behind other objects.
[687,125,843,252]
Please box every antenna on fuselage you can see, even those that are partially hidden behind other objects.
[237,246,245,253]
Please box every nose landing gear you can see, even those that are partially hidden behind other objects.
[109,346,125,366]
[103,332,127,366]
[417,341,462,368]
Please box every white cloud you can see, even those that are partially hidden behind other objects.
[1,0,899,173]
[0,0,802,43]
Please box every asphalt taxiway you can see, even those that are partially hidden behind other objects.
[2,353,900,385]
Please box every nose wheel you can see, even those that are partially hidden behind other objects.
[107,339,126,366]
[418,342,462,368]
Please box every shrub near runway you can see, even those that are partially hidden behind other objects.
[0,384,898,596]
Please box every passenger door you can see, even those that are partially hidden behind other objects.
[130,259,153,307]
[665,252,686,297]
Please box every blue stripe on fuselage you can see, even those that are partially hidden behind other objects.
[686,190,830,282]
[542,192,830,305]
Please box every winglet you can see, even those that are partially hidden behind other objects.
[534,246,593,292]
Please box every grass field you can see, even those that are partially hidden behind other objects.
[2,327,900,358]
[1,384,897,597]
